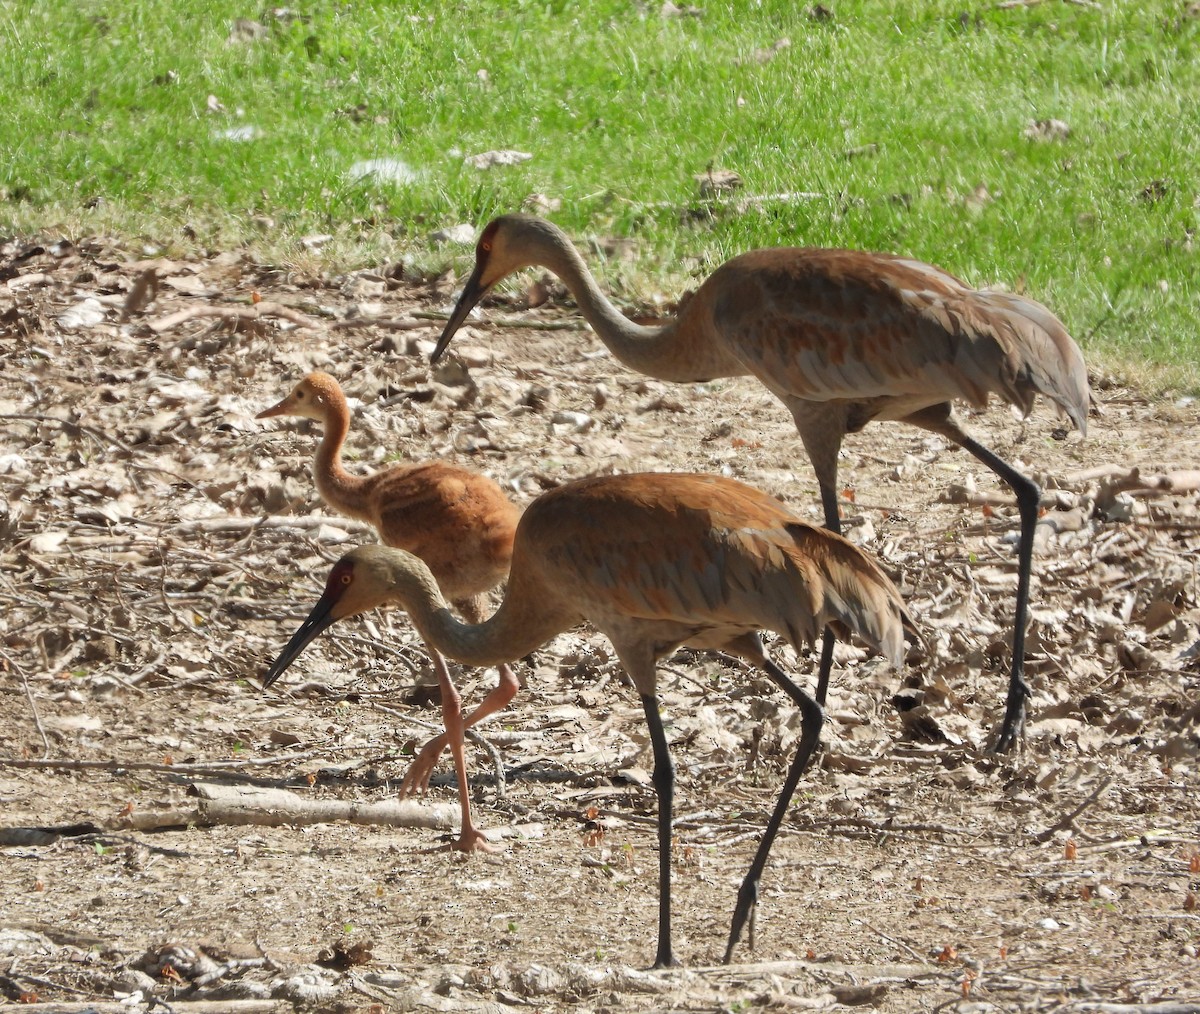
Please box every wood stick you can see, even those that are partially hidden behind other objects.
[148,300,321,334]
[1034,775,1112,843]
[166,514,372,537]
[7,1003,293,1013]
[117,782,456,831]
[331,317,434,331]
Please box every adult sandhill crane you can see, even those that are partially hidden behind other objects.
[432,215,1089,752]
[257,371,522,852]
[262,471,913,968]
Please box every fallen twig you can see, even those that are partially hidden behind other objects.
[121,781,456,832]
[8,1002,293,1013]
[410,309,588,331]
[166,513,372,538]
[1093,467,1200,512]
[0,749,334,775]
[148,300,321,334]
[1034,775,1113,843]
[331,316,434,331]
[2,647,49,757]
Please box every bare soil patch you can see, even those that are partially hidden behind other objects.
[1,238,1198,1012]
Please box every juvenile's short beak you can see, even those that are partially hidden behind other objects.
[261,592,339,688]
[432,264,489,364]
[256,398,290,420]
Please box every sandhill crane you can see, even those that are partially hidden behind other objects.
[431,215,1088,751]
[262,471,913,968]
[257,371,522,852]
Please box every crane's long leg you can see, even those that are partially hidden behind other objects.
[957,436,1041,753]
[399,663,519,798]
[813,481,842,705]
[724,657,824,964]
[427,646,498,853]
[639,692,678,969]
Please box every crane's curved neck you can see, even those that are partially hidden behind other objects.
[313,405,371,521]
[395,569,574,670]
[546,239,743,383]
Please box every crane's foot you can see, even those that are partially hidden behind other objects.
[397,735,448,798]
[990,683,1030,754]
[723,879,758,964]
[422,826,501,854]
[651,948,679,970]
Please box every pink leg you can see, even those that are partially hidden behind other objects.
[420,647,498,853]
[399,662,520,798]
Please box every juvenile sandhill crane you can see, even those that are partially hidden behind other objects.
[432,215,1089,751]
[262,471,913,968]
[257,371,522,852]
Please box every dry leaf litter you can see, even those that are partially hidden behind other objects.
[0,235,1198,1012]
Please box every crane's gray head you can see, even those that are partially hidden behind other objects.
[432,215,564,364]
[260,545,433,689]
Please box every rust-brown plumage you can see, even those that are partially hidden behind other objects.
[257,371,521,852]
[433,215,1090,751]
[263,471,914,968]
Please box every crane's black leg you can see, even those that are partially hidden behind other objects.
[724,658,824,963]
[813,481,842,705]
[957,436,1041,753]
[640,693,678,969]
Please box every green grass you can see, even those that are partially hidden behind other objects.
[1,1,1198,387]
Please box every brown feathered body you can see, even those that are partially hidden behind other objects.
[433,215,1089,752]
[264,470,914,966]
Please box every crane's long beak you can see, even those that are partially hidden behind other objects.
[432,264,489,364]
[261,591,340,688]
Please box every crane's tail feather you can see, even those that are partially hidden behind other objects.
[784,524,914,668]
[976,290,1089,436]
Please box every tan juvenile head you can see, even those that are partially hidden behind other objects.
[256,371,345,423]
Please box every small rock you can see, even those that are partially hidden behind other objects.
[272,966,343,1004]
[58,297,107,330]
[550,410,595,433]
[430,224,477,245]
[464,149,533,170]
[348,157,418,184]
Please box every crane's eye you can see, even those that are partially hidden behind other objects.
[340,573,352,586]
[480,240,492,253]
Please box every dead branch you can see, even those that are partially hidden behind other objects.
[8,1003,293,1013]
[119,782,457,832]
[0,750,334,776]
[147,300,321,334]
[1034,775,1112,843]
[0,412,137,457]
[1066,1005,1200,1014]
[166,514,372,538]
[1,647,49,757]
[331,316,434,331]
[1096,467,1200,506]
[411,309,587,331]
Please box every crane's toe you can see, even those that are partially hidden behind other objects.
[398,735,449,797]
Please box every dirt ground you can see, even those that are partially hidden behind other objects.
[0,236,1198,1013]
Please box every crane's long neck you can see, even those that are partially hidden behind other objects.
[546,240,745,383]
[393,563,575,670]
[313,409,372,522]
